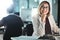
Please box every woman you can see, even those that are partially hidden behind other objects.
[32,1,59,37]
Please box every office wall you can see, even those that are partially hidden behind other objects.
[52,0,58,23]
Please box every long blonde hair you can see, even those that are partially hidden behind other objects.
[38,1,50,17]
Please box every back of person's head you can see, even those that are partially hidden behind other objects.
[14,12,20,16]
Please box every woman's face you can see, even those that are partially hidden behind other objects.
[40,3,49,15]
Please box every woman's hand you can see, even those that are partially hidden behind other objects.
[52,27,59,35]
[58,28,60,35]
[41,14,47,23]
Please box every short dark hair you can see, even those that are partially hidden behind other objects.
[14,12,20,16]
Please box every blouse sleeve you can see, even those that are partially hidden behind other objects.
[51,15,59,33]
[32,15,45,36]
[32,16,39,34]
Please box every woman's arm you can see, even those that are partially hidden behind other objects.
[32,16,39,34]
[32,15,45,36]
[51,15,59,33]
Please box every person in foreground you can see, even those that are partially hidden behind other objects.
[0,12,24,40]
[32,1,60,38]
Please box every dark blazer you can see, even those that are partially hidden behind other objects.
[0,15,24,37]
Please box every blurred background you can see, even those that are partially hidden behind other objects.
[0,0,58,23]
[8,0,58,26]
[0,0,58,40]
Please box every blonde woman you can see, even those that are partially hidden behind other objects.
[32,1,59,37]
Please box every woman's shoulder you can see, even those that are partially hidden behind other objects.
[49,14,54,18]
[48,14,55,21]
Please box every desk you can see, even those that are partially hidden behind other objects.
[11,36,38,40]
[43,34,60,40]
[11,35,60,40]
[54,36,60,40]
